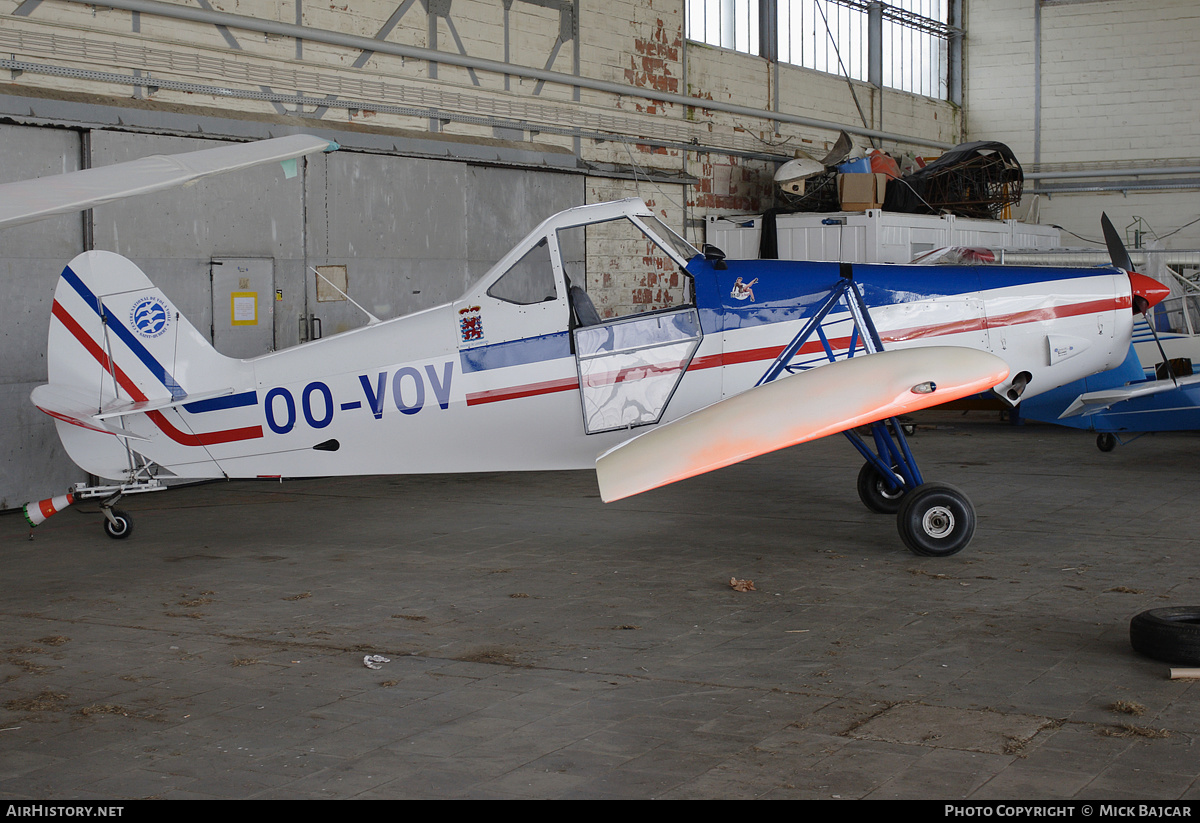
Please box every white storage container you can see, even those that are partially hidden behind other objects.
[707,209,1061,264]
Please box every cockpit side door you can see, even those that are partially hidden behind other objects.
[558,214,703,434]
[573,307,703,434]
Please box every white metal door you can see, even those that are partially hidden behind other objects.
[211,257,274,357]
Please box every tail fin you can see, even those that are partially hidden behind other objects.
[39,251,254,479]
[48,251,229,402]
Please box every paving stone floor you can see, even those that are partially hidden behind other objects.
[2,413,1199,799]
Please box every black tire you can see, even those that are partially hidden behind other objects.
[1097,433,1116,452]
[102,509,133,540]
[857,461,907,514]
[1130,607,1200,665]
[896,483,975,557]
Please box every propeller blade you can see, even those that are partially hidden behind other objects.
[1101,212,1134,273]
[1100,214,1170,314]
[595,346,1009,503]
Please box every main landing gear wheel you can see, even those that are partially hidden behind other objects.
[1097,433,1117,452]
[896,483,975,557]
[102,509,133,540]
[857,461,908,514]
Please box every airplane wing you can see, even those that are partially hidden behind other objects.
[0,134,338,229]
[1058,372,1200,418]
[595,346,1010,502]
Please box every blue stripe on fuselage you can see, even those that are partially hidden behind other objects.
[183,391,259,413]
[686,258,1123,333]
[459,331,572,373]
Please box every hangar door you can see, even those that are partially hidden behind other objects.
[211,257,275,357]
[302,157,583,346]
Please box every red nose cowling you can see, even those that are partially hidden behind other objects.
[1128,272,1171,314]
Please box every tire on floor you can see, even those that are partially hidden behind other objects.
[1129,607,1200,665]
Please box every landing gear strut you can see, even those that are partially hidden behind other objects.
[755,267,979,557]
[847,419,977,557]
[71,478,165,539]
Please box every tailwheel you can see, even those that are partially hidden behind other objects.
[856,461,908,514]
[1096,433,1117,452]
[102,509,133,540]
[896,483,975,557]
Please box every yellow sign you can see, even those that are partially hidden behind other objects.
[231,292,258,326]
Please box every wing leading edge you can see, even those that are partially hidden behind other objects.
[0,134,338,229]
[595,346,1010,502]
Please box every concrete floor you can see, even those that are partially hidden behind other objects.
[2,412,1200,799]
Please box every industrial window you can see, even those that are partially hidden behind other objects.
[686,0,761,55]
[687,0,955,101]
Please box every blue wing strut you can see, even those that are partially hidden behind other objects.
[754,263,925,503]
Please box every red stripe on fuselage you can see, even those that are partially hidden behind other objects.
[50,300,262,445]
[885,296,1131,344]
[691,295,1129,369]
[465,375,579,406]
[462,294,1128,404]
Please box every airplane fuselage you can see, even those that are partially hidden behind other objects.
[44,199,1136,483]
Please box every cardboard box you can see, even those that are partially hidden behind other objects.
[837,172,888,211]
[1156,358,1193,379]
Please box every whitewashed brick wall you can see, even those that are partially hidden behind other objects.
[967,0,1200,251]
[0,0,963,308]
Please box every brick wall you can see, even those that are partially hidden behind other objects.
[0,0,963,308]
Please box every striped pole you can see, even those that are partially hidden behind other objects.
[23,493,74,528]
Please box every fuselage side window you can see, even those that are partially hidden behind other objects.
[487,237,557,305]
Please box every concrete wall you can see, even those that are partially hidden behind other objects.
[966,0,1200,252]
[0,0,961,307]
[0,124,82,509]
[307,153,581,337]
[0,122,581,506]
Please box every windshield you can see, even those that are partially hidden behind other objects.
[635,214,701,264]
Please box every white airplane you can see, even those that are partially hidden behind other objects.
[15,139,1169,556]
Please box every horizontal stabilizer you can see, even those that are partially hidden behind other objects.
[93,387,236,420]
[595,346,1010,502]
[1059,373,1200,417]
[31,385,149,441]
[0,134,337,229]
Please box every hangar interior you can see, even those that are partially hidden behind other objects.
[3,0,1200,802]
[2,0,1196,507]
